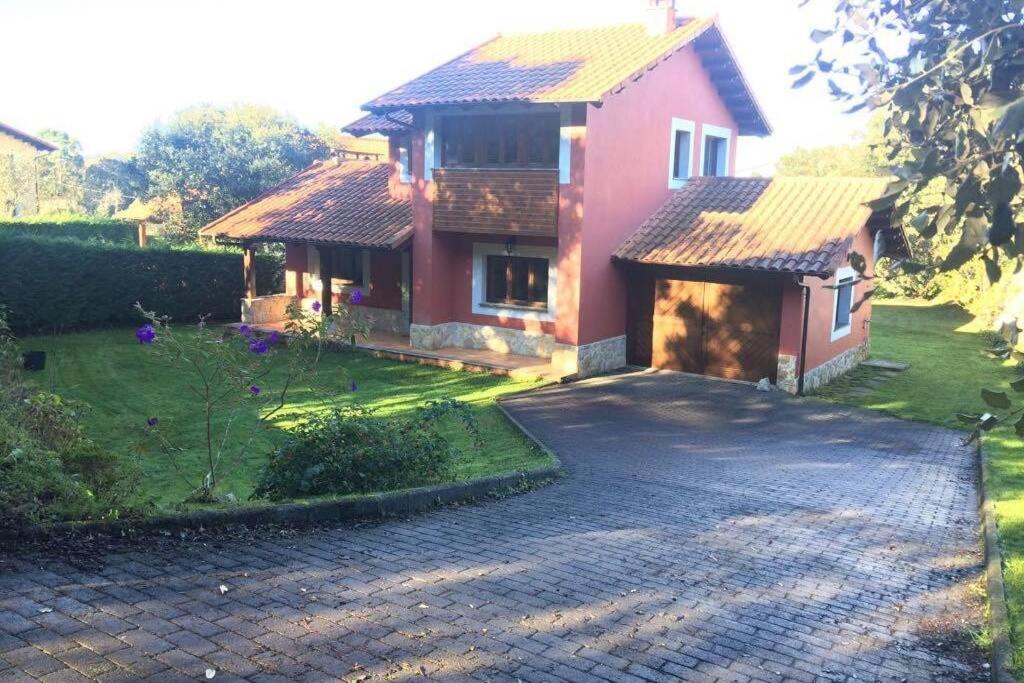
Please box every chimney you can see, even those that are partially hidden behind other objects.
[644,0,677,35]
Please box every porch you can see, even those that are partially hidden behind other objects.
[227,321,564,381]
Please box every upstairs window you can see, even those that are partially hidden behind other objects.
[397,142,411,183]
[831,267,855,340]
[700,126,731,177]
[667,118,695,189]
[485,255,549,308]
[441,114,559,169]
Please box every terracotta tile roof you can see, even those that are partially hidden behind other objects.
[343,111,413,136]
[0,122,57,151]
[198,160,411,249]
[614,176,893,278]
[364,19,770,136]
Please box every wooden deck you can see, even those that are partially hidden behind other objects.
[228,323,564,381]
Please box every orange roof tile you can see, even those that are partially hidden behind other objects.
[614,177,893,277]
[364,19,770,136]
[198,161,411,249]
[343,111,413,137]
[0,122,57,151]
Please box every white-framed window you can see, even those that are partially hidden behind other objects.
[471,242,557,322]
[831,266,856,341]
[397,143,411,183]
[699,124,732,177]
[667,118,695,189]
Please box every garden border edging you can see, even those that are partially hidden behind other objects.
[1,466,562,542]
[978,442,1014,683]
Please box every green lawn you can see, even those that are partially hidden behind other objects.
[22,328,553,510]
[814,300,1024,670]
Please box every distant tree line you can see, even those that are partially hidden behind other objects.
[1,104,365,241]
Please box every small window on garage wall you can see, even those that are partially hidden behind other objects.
[831,266,856,341]
[667,118,695,189]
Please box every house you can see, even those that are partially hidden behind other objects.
[332,134,389,161]
[199,0,907,393]
[0,122,57,217]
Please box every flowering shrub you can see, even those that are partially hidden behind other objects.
[251,400,479,501]
[285,291,372,354]
[133,304,301,502]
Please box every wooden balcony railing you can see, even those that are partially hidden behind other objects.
[432,168,559,238]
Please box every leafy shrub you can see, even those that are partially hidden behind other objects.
[0,308,143,527]
[0,234,280,333]
[0,215,137,243]
[253,401,479,501]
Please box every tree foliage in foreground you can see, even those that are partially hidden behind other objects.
[796,0,1024,282]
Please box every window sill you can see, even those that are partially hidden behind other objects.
[480,302,549,314]
[830,324,852,342]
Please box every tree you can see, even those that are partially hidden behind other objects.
[794,2,1024,436]
[83,156,148,216]
[136,105,327,239]
[35,129,85,214]
[795,0,1024,281]
[776,143,883,177]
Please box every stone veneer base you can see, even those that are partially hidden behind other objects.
[801,339,871,393]
[359,306,409,335]
[553,335,627,378]
[410,322,556,358]
[410,323,627,378]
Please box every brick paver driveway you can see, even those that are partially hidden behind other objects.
[0,372,985,682]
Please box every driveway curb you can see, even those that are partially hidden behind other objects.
[1,463,562,543]
[979,443,1014,682]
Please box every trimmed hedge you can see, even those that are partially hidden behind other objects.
[0,216,137,243]
[0,235,281,334]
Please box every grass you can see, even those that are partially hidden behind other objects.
[813,299,1024,670]
[22,328,553,511]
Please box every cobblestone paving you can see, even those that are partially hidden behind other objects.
[0,372,985,682]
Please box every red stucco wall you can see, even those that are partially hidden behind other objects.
[577,45,739,345]
[407,107,583,343]
[368,250,404,311]
[803,227,875,371]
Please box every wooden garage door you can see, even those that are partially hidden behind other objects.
[648,278,781,382]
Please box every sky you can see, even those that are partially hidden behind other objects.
[0,0,870,174]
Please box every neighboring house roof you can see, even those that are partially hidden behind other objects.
[343,111,414,137]
[361,19,770,136]
[334,134,389,158]
[0,122,57,152]
[198,160,412,249]
[614,176,896,278]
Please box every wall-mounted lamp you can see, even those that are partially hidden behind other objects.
[504,236,517,256]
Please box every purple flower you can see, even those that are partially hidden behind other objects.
[135,324,156,345]
[350,289,363,305]
[146,417,159,428]
[268,331,280,346]
[311,301,322,313]
[239,324,252,338]
[350,381,358,393]
[249,385,261,397]
[248,338,269,354]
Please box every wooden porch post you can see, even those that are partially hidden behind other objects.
[137,221,148,248]
[243,242,257,300]
[318,245,333,315]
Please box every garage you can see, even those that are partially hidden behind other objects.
[626,269,782,382]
